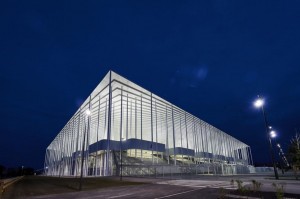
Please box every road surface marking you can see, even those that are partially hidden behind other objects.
[154,188,204,199]
[225,194,260,199]
[108,193,133,198]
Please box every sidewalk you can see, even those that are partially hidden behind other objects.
[118,174,300,195]
[240,175,300,195]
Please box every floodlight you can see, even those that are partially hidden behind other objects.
[254,98,264,108]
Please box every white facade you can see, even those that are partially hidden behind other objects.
[44,71,253,177]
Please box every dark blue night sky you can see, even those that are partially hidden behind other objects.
[1,1,300,169]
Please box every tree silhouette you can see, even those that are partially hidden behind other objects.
[288,133,300,180]
[0,165,5,178]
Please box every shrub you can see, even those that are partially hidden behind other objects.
[272,182,285,199]
[251,180,262,192]
[218,187,228,199]
[230,179,234,186]
[235,179,243,190]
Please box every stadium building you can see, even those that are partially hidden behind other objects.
[44,71,253,177]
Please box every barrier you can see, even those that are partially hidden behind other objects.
[0,176,23,195]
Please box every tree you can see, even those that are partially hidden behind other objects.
[288,133,300,180]
[0,165,5,178]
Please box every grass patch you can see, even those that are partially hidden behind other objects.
[1,176,145,199]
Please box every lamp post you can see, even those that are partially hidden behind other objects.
[277,143,289,168]
[79,109,91,191]
[277,144,289,166]
[276,144,285,174]
[45,166,48,175]
[254,96,279,180]
[34,167,48,175]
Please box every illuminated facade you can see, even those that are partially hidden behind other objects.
[44,71,253,177]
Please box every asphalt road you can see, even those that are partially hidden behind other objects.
[28,184,222,199]
[3,174,300,199]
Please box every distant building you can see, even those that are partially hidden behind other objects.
[44,71,253,177]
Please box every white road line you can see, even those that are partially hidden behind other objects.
[159,182,235,188]
[225,194,260,199]
[84,195,106,199]
[83,193,133,199]
[154,188,204,199]
[180,184,206,187]
[156,180,240,191]
[108,193,133,199]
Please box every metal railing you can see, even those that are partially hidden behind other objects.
[119,163,252,179]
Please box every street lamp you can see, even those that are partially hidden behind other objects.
[276,143,289,168]
[45,166,48,175]
[79,109,91,190]
[270,130,277,138]
[34,167,48,175]
[276,143,286,174]
[254,96,279,180]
